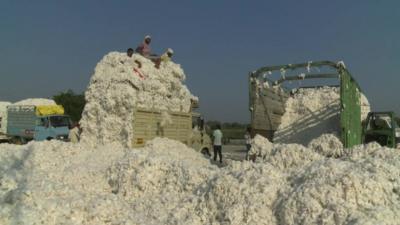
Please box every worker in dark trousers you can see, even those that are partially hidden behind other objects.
[244,127,252,160]
[213,124,223,163]
[127,48,134,57]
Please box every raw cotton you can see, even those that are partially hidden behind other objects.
[308,133,344,157]
[0,141,127,225]
[273,87,370,146]
[12,98,56,106]
[1,135,400,225]
[79,52,197,147]
[0,102,11,135]
[275,149,400,225]
[248,135,400,225]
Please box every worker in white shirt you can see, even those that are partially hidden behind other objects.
[212,124,223,163]
[68,122,81,143]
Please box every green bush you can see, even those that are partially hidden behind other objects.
[53,90,85,123]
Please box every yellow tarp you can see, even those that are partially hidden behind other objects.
[36,105,64,116]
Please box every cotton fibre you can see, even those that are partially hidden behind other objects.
[2,52,398,225]
[79,52,197,148]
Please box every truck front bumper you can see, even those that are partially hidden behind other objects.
[56,135,69,142]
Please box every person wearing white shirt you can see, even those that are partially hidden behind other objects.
[68,123,81,143]
[212,124,223,163]
[244,127,252,160]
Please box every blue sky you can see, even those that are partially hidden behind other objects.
[0,0,399,122]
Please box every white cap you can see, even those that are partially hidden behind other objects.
[144,35,151,40]
[167,48,174,54]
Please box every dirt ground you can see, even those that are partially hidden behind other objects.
[222,144,248,161]
[207,144,248,166]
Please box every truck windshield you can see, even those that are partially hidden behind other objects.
[367,115,393,131]
[49,116,71,128]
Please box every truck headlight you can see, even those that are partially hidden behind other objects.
[56,135,69,141]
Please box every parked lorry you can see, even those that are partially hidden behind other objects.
[249,60,399,148]
[363,111,400,148]
[6,104,71,144]
[131,107,212,154]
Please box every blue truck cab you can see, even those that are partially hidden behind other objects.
[6,105,71,144]
[33,115,71,141]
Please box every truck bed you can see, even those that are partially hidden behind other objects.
[7,106,36,138]
[249,61,363,148]
[132,109,192,147]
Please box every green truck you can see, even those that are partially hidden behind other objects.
[363,112,400,148]
[249,61,398,148]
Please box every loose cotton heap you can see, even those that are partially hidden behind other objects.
[308,133,344,157]
[273,87,370,146]
[12,98,56,106]
[0,102,11,136]
[1,135,400,225]
[79,52,196,147]
[1,53,394,225]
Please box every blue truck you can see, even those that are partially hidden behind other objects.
[6,105,71,144]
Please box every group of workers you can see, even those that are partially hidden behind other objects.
[127,35,174,68]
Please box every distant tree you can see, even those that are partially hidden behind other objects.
[53,90,85,122]
[205,120,250,143]
[206,120,221,129]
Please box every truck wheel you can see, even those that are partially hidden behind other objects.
[12,137,23,145]
[46,137,53,141]
[201,148,211,157]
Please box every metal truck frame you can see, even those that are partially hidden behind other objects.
[249,61,363,148]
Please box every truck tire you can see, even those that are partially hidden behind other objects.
[12,137,23,145]
[46,137,53,141]
[201,148,211,157]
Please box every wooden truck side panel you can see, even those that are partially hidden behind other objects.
[132,109,192,148]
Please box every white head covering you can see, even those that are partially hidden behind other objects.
[144,35,151,40]
[167,48,174,54]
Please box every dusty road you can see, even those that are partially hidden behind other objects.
[222,144,248,161]
[207,144,248,166]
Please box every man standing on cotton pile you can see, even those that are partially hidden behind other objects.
[136,35,163,68]
[160,48,174,62]
[136,35,152,57]
[213,124,223,163]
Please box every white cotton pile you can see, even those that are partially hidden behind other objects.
[79,52,197,147]
[249,134,274,156]
[275,149,400,225]
[0,141,128,225]
[12,98,56,106]
[273,87,370,146]
[360,93,371,120]
[0,102,11,135]
[1,52,396,225]
[0,101,11,109]
[308,133,344,157]
[2,135,400,225]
